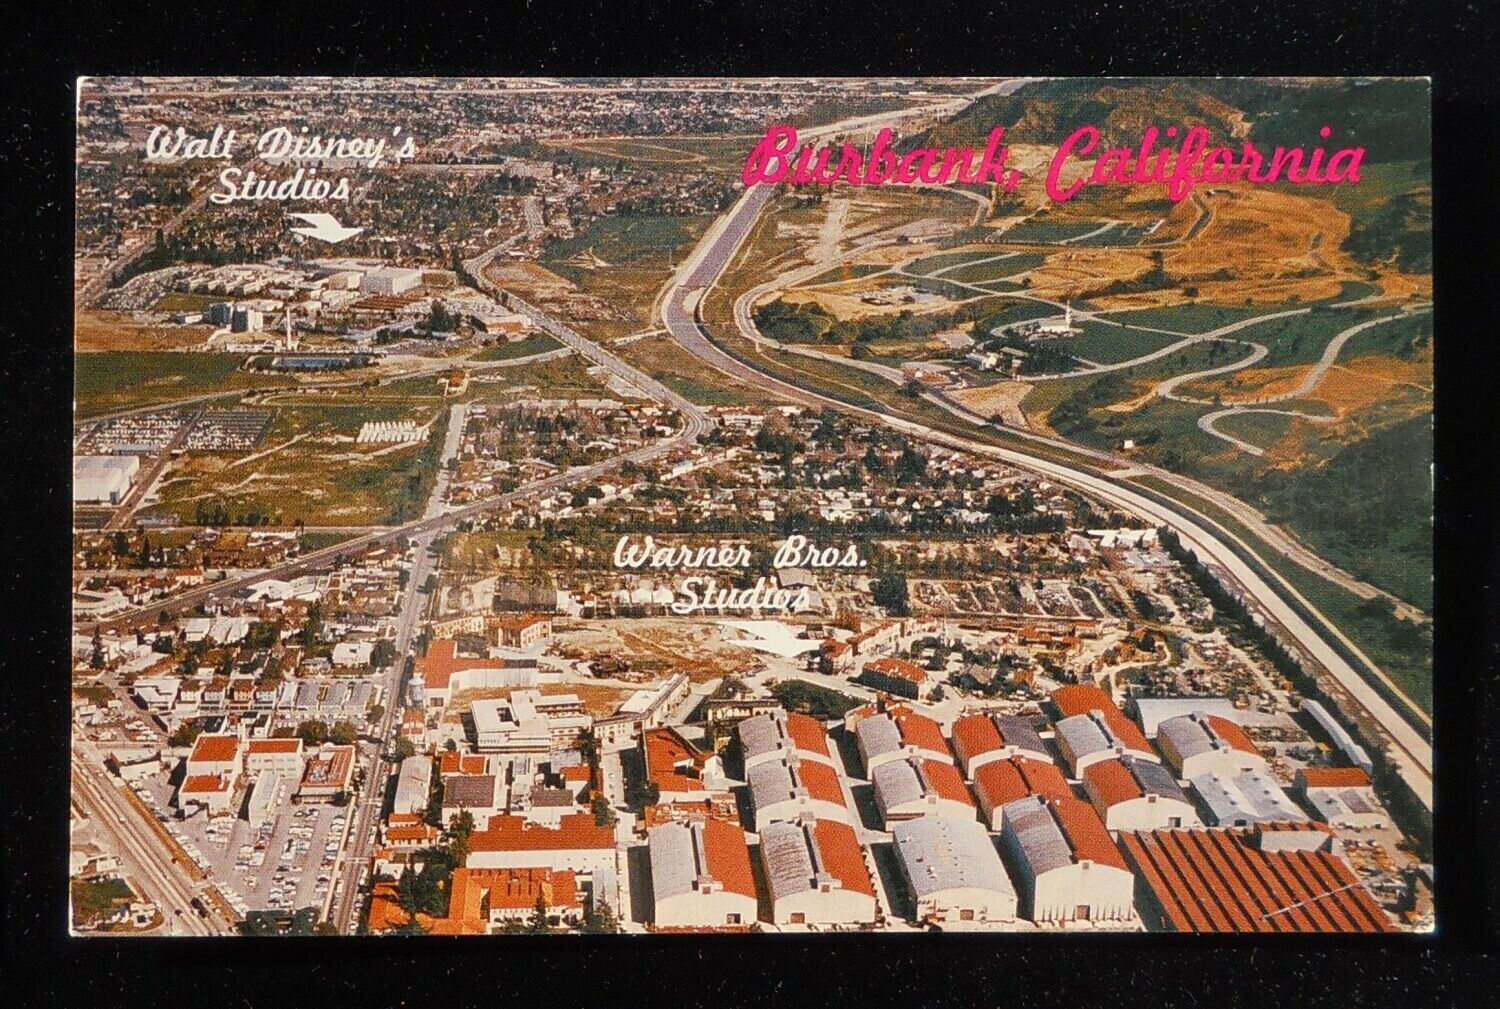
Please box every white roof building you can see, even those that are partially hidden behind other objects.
[998,795,1136,924]
[892,816,1017,927]
[392,755,433,816]
[73,455,140,504]
[647,819,759,929]
[872,757,977,825]
[1190,769,1309,828]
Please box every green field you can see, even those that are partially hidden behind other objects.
[999,217,1108,244]
[151,291,222,313]
[75,352,260,417]
[541,213,709,286]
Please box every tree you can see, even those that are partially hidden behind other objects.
[89,629,106,670]
[297,719,330,746]
[528,893,550,934]
[449,810,476,866]
[393,737,416,761]
[371,639,397,668]
[367,703,387,725]
[299,601,323,648]
[329,719,359,746]
[871,572,911,616]
[168,721,203,748]
[581,898,621,934]
[591,793,616,827]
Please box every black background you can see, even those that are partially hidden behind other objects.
[5,2,1498,1006]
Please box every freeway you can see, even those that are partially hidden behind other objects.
[655,89,1433,809]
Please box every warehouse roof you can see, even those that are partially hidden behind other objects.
[759,818,875,902]
[748,757,846,811]
[973,756,1073,810]
[647,818,758,903]
[1120,829,1394,933]
[872,757,974,812]
[952,711,1048,760]
[1190,769,1307,826]
[1051,686,1151,751]
[1055,711,1155,766]
[1002,794,1126,873]
[1158,712,1260,762]
[738,709,832,763]
[892,816,1015,900]
[1085,756,1188,809]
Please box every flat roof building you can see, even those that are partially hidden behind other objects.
[1190,769,1308,828]
[73,454,140,505]
[392,754,433,816]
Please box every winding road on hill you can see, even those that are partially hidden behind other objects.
[654,84,1433,808]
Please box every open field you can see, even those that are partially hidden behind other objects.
[473,334,562,361]
[75,351,261,417]
[142,403,445,527]
[76,310,217,353]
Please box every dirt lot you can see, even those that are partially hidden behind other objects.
[556,618,772,683]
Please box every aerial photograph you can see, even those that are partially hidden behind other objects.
[71,76,1432,936]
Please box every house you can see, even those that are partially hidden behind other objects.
[973,756,1074,830]
[854,707,950,774]
[737,709,836,771]
[1296,767,1388,830]
[1156,712,1267,779]
[748,757,851,826]
[1082,756,1202,832]
[758,817,877,927]
[892,816,1017,927]
[466,813,617,874]
[998,795,1135,924]
[647,818,759,929]
[872,757,976,825]
[859,657,936,701]
[950,711,1051,777]
[331,641,374,668]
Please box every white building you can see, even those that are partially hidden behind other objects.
[1156,711,1268,780]
[854,708,951,774]
[360,266,423,296]
[1297,767,1388,830]
[1082,756,1202,832]
[73,455,140,504]
[471,691,591,753]
[892,816,1017,927]
[758,818,877,927]
[748,757,852,827]
[872,757,977,825]
[1190,769,1309,828]
[647,819,759,929]
[999,795,1136,924]
[1053,710,1159,776]
[243,738,304,777]
[392,754,433,816]
[738,709,836,771]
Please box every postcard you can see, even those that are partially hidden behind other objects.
[71,76,1432,936]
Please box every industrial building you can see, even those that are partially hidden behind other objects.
[738,709,836,771]
[1120,828,1395,933]
[892,816,1017,927]
[73,454,140,504]
[1296,767,1388,829]
[998,795,1135,924]
[758,818,878,927]
[748,756,851,826]
[1156,711,1268,779]
[872,756,976,825]
[392,754,433,816]
[1189,769,1308,827]
[1054,710,1159,776]
[471,690,591,753]
[950,711,1051,777]
[1082,756,1202,831]
[647,818,759,929]
[973,756,1074,830]
[854,707,951,774]
[360,266,423,296]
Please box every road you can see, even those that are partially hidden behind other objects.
[654,86,1433,809]
[71,743,233,936]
